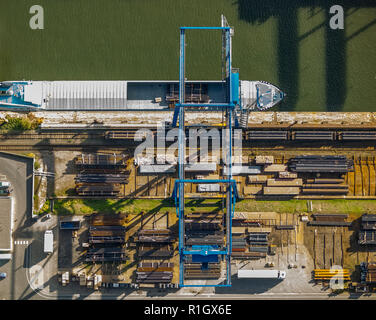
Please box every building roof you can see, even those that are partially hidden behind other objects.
[0,197,12,251]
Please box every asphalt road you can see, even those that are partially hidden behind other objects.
[0,152,34,300]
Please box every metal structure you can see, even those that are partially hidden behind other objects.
[172,16,239,287]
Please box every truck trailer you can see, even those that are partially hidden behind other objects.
[237,269,286,279]
[44,230,54,254]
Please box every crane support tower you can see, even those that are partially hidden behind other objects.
[172,15,240,288]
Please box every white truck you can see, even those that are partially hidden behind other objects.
[237,269,286,279]
[44,230,53,254]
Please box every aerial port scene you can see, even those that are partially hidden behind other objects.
[0,0,376,304]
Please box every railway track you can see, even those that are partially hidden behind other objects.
[0,132,102,140]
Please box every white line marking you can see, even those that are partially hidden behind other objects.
[14,240,29,245]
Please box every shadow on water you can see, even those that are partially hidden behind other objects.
[325,8,346,111]
[236,0,299,111]
[235,0,376,112]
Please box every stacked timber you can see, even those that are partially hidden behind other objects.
[247,175,269,184]
[255,155,274,165]
[263,187,300,196]
[244,185,263,195]
[278,171,298,179]
[263,164,288,173]
[266,178,303,187]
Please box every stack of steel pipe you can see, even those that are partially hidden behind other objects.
[302,177,349,194]
[136,229,174,243]
[185,230,224,246]
[364,262,376,283]
[137,244,174,258]
[340,131,376,140]
[231,251,266,259]
[136,271,173,283]
[90,213,126,226]
[248,131,289,140]
[85,247,128,262]
[359,231,376,244]
[185,221,222,231]
[76,184,120,196]
[289,155,353,173]
[89,235,125,244]
[137,262,174,271]
[75,153,128,170]
[248,233,269,257]
[75,173,129,184]
[105,130,137,140]
[232,236,247,252]
[293,131,335,140]
[184,263,221,279]
[359,214,376,245]
[361,214,376,230]
[308,214,351,227]
[89,225,126,244]
[136,262,174,283]
[248,233,268,245]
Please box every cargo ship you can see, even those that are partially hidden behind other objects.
[0,80,284,111]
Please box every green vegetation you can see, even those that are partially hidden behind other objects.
[37,199,50,215]
[236,199,308,214]
[52,198,376,217]
[0,1,375,111]
[0,115,42,132]
[311,199,376,219]
[53,198,223,215]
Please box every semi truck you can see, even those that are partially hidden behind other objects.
[44,230,53,254]
[237,269,286,279]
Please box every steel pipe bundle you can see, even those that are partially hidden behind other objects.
[289,155,353,173]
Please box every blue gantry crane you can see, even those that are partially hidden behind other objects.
[172,16,240,287]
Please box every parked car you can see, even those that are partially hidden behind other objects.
[0,272,7,279]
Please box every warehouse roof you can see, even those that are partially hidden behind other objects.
[0,197,12,251]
